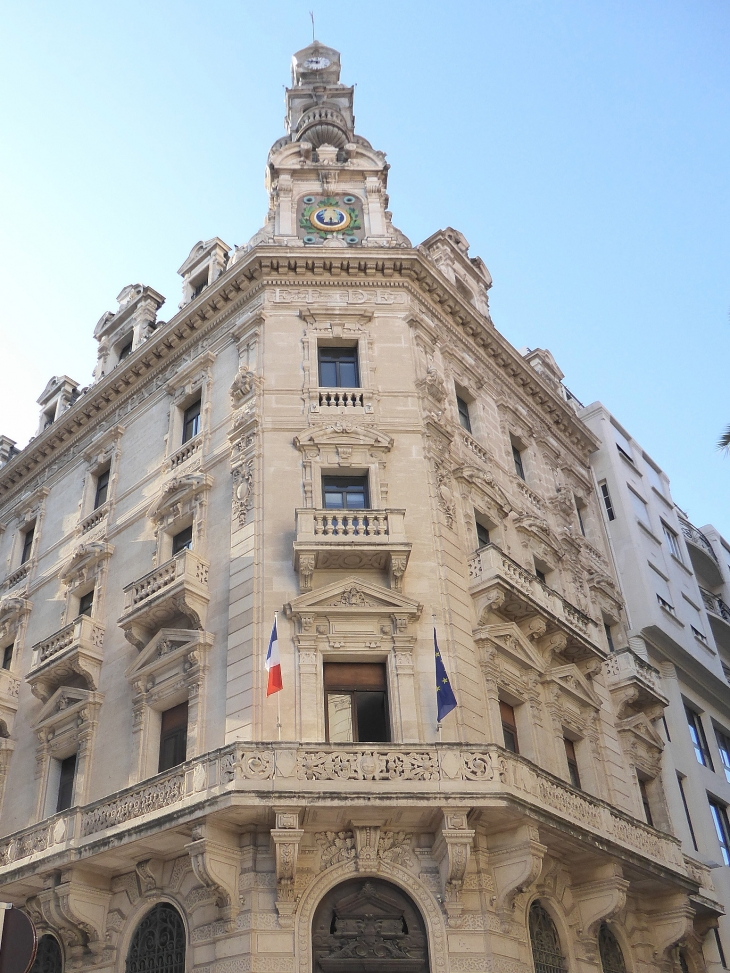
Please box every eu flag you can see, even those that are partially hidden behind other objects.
[434,627,457,722]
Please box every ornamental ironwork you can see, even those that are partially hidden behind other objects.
[599,924,626,973]
[30,935,63,973]
[529,902,568,973]
[126,903,185,973]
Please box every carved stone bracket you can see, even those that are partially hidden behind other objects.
[646,894,696,959]
[28,869,112,964]
[486,824,547,915]
[271,808,304,926]
[185,822,241,921]
[432,809,475,926]
[572,863,629,938]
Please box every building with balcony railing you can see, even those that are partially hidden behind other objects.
[0,40,722,973]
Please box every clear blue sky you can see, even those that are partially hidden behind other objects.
[1,1,728,534]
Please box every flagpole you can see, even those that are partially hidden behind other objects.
[433,612,440,740]
[275,611,282,741]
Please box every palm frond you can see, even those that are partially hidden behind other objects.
[718,425,730,452]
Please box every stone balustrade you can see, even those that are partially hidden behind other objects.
[27,614,106,702]
[79,503,108,535]
[2,563,30,592]
[31,614,105,668]
[604,646,664,697]
[0,742,689,880]
[309,387,373,414]
[123,549,208,612]
[166,434,202,472]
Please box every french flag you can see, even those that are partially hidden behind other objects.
[265,615,282,696]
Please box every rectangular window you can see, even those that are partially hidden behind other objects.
[1,645,13,670]
[652,568,675,615]
[638,777,654,827]
[646,463,665,496]
[691,625,708,645]
[716,728,730,783]
[118,338,133,362]
[629,489,651,529]
[663,523,682,560]
[191,276,208,299]
[78,590,94,618]
[56,753,77,813]
[500,700,519,753]
[714,928,727,969]
[324,662,390,743]
[512,444,525,481]
[182,399,202,444]
[172,526,193,555]
[158,701,189,773]
[686,706,714,769]
[564,737,581,788]
[677,774,698,850]
[475,515,490,549]
[709,798,730,866]
[94,468,110,510]
[20,526,35,564]
[322,475,369,510]
[318,347,359,388]
[456,395,472,433]
[604,622,615,653]
[575,497,586,536]
[599,482,615,521]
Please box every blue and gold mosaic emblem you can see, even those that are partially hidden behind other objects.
[299,195,361,243]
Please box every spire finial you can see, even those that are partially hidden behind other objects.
[309,10,315,43]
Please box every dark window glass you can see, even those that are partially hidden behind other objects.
[600,482,615,521]
[56,754,77,812]
[30,935,63,973]
[638,777,654,827]
[322,475,369,510]
[598,924,627,973]
[709,798,730,866]
[1,645,12,670]
[191,277,208,299]
[716,729,730,783]
[677,774,698,850]
[512,445,525,480]
[118,338,133,361]
[564,738,581,788]
[535,565,546,584]
[94,468,110,509]
[126,903,185,973]
[182,399,201,444]
[714,928,727,969]
[172,526,193,555]
[576,500,586,536]
[78,590,94,617]
[529,902,567,973]
[662,715,671,741]
[318,347,359,388]
[158,702,188,773]
[324,663,390,743]
[476,519,490,549]
[21,526,34,564]
[456,395,472,433]
[686,706,714,769]
[500,700,519,753]
[604,623,615,653]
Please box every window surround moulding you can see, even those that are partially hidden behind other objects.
[301,309,375,419]
[58,540,114,624]
[163,351,216,471]
[78,424,125,532]
[147,473,212,568]
[293,423,392,510]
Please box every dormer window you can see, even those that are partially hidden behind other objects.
[190,276,208,300]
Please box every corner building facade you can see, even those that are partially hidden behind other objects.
[0,42,721,973]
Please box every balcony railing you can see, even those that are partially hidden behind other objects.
[2,562,30,592]
[165,434,202,472]
[27,614,105,702]
[604,646,668,719]
[79,502,108,535]
[293,508,411,591]
[678,517,718,563]
[700,587,730,623]
[0,742,689,881]
[309,387,373,415]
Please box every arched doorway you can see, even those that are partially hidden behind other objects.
[312,877,429,973]
[29,935,63,973]
[125,902,185,973]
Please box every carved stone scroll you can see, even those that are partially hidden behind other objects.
[271,808,304,926]
[486,823,547,915]
[185,822,241,920]
[432,809,475,926]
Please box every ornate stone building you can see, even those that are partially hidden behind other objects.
[0,40,722,973]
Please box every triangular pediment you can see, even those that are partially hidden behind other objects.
[125,628,212,681]
[543,663,601,710]
[294,423,393,452]
[475,622,545,672]
[33,686,101,730]
[286,576,422,616]
[616,712,665,752]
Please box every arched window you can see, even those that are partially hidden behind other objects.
[599,924,627,973]
[529,902,568,973]
[30,935,63,973]
[126,903,185,973]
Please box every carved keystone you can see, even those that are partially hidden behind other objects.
[271,808,304,927]
[486,824,547,914]
[185,822,241,921]
[432,809,475,926]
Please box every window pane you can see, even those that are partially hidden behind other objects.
[319,361,338,387]
[322,476,369,510]
[94,469,109,509]
[710,801,730,865]
[2,645,13,670]
[56,754,77,812]
[21,527,34,564]
[716,730,730,783]
[339,361,357,387]
[512,445,525,480]
[476,520,490,548]
[457,396,471,433]
[172,526,193,555]
[78,590,94,617]
[159,703,188,772]
[327,693,354,742]
[355,691,389,742]
[183,400,201,443]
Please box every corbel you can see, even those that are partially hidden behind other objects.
[34,869,113,963]
[646,894,696,960]
[270,808,304,926]
[571,862,629,938]
[185,822,241,921]
[486,823,547,915]
[432,809,475,926]
[134,858,163,896]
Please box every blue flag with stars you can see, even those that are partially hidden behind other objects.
[434,627,457,722]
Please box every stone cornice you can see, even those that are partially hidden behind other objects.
[0,244,597,507]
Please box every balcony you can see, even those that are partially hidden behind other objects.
[165,434,202,473]
[1,562,30,594]
[293,508,411,591]
[79,502,108,535]
[604,646,668,720]
[27,614,105,702]
[118,549,210,649]
[309,387,374,415]
[678,517,723,587]
[700,587,730,653]
[0,668,20,736]
[467,544,601,662]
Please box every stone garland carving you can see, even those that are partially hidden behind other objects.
[434,460,456,530]
[232,458,255,528]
